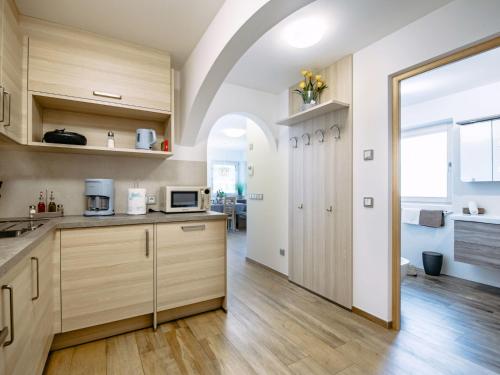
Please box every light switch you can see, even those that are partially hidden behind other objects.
[363,149,374,161]
[363,197,374,208]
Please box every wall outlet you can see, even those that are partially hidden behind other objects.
[146,194,156,205]
[279,248,285,256]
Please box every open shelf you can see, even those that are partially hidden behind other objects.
[277,99,349,126]
[28,91,174,158]
[28,141,173,158]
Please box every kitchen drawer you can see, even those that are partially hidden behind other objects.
[156,220,226,311]
[28,31,171,112]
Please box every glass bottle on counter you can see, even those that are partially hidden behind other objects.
[48,191,57,212]
[37,191,46,213]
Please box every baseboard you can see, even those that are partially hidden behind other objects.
[352,306,392,329]
[51,298,224,350]
[245,257,288,279]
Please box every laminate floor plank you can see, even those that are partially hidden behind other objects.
[43,231,499,375]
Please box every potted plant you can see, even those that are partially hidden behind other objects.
[293,70,328,111]
[236,182,245,198]
[216,189,225,203]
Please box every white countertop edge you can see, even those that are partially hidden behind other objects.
[450,214,500,224]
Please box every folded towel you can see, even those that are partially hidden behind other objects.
[402,208,420,225]
[419,210,444,228]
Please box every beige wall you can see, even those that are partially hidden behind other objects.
[0,148,206,217]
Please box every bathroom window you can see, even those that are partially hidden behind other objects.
[401,122,452,202]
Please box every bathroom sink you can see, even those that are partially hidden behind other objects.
[0,219,47,238]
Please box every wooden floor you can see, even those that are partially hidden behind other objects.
[44,231,500,375]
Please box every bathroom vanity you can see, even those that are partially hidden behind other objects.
[452,214,500,269]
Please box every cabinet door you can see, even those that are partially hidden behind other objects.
[289,125,304,285]
[156,220,226,311]
[30,231,57,375]
[492,119,500,181]
[61,224,154,332]
[0,0,24,143]
[1,258,35,375]
[28,29,171,111]
[460,121,492,182]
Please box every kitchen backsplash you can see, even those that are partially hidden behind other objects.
[0,148,207,217]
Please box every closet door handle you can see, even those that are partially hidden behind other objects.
[2,285,14,346]
[31,257,40,300]
[0,86,4,123]
[326,206,333,212]
[93,90,122,100]
[181,224,206,232]
[145,229,150,257]
[3,92,11,126]
[298,204,303,209]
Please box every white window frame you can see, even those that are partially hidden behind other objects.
[401,119,453,204]
[211,160,240,196]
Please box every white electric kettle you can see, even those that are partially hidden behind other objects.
[136,128,157,150]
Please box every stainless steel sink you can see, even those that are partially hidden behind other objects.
[0,219,47,238]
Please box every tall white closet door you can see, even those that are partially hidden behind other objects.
[326,110,352,308]
[301,121,314,290]
[312,115,328,296]
[289,125,304,285]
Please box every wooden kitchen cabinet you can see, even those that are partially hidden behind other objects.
[0,0,24,143]
[60,224,154,332]
[156,220,226,311]
[0,231,56,375]
[28,20,171,112]
[0,258,35,375]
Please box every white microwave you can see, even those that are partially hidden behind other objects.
[160,186,211,213]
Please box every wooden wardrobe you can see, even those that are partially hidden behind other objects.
[281,55,353,309]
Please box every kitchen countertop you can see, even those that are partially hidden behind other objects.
[0,211,226,278]
[450,214,500,225]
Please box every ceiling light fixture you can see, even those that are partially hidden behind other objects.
[283,18,326,48]
[223,128,246,138]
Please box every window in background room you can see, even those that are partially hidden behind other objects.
[401,122,452,202]
[212,161,238,194]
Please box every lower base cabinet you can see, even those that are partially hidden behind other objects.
[0,231,56,375]
[156,221,226,311]
[60,224,154,332]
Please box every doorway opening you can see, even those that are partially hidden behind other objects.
[391,36,500,368]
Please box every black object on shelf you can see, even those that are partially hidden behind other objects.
[422,251,443,276]
[43,129,87,145]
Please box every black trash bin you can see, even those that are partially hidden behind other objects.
[422,251,443,276]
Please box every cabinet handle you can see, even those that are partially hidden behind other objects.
[326,206,333,212]
[2,285,14,347]
[145,229,150,257]
[93,90,122,100]
[0,86,4,123]
[31,257,40,300]
[298,204,303,209]
[181,224,206,232]
[0,326,8,346]
[2,92,11,127]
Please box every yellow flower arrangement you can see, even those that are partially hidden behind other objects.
[293,69,328,107]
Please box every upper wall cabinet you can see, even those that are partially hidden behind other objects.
[0,0,24,143]
[28,25,171,112]
[460,118,500,182]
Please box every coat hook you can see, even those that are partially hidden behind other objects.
[315,129,325,143]
[330,124,340,140]
[289,136,298,148]
[301,133,311,146]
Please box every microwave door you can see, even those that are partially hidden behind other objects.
[171,191,199,210]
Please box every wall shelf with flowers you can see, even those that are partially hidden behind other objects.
[278,56,352,126]
[276,98,349,126]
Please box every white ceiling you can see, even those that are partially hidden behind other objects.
[401,46,500,106]
[226,0,452,94]
[15,0,225,68]
[207,114,248,152]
